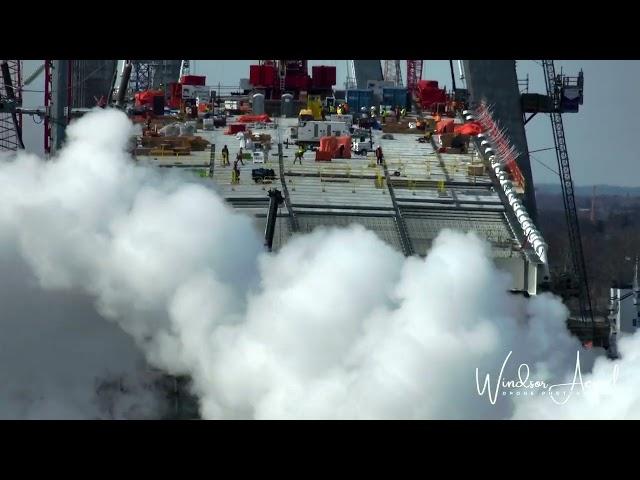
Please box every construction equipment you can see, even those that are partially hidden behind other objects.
[352,135,373,156]
[351,61,384,90]
[306,96,323,120]
[0,60,24,150]
[252,168,276,183]
[383,60,403,86]
[290,120,349,145]
[299,108,314,122]
[297,95,324,122]
[115,61,132,109]
[541,60,595,333]
[250,60,332,101]
[264,188,284,252]
[406,60,423,99]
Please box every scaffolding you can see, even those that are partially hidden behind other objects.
[0,60,22,151]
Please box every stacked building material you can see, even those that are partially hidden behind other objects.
[138,135,210,155]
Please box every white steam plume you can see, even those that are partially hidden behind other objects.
[0,108,636,419]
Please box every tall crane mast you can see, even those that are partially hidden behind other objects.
[394,60,403,86]
[383,60,403,86]
[406,60,423,99]
[383,60,393,83]
[0,60,23,151]
[541,60,593,325]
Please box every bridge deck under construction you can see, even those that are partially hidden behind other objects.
[135,116,542,294]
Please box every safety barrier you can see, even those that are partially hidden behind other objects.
[464,105,546,264]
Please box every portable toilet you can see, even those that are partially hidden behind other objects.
[282,93,294,117]
[252,93,265,115]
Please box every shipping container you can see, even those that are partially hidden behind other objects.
[311,66,337,89]
[250,65,278,88]
[346,89,373,113]
[263,65,277,87]
[285,73,310,91]
[382,87,408,108]
[249,65,261,86]
[180,75,206,86]
[325,66,336,86]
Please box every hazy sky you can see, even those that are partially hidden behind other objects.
[18,60,640,187]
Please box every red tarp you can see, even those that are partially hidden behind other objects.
[315,151,332,162]
[317,135,351,159]
[454,121,483,136]
[319,136,338,153]
[436,119,455,134]
[237,114,272,123]
[167,82,182,109]
[335,136,351,158]
[225,123,247,135]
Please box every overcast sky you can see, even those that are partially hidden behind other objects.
[18,60,640,187]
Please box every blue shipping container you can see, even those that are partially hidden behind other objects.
[382,87,408,108]
[346,89,373,113]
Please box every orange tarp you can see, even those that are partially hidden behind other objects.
[318,135,351,159]
[454,121,483,136]
[436,118,454,134]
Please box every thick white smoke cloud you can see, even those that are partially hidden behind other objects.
[0,242,167,419]
[0,108,636,419]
